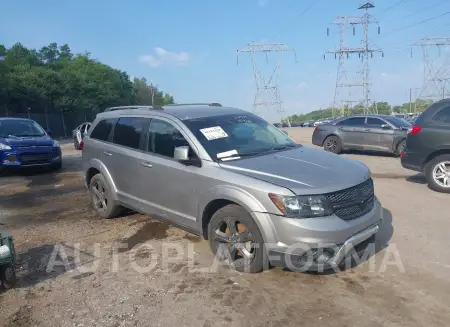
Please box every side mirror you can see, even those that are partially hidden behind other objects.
[381,124,391,130]
[46,129,52,136]
[174,146,190,161]
[174,146,202,167]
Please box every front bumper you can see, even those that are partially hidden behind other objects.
[1,148,62,168]
[252,199,383,271]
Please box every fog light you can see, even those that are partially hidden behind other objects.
[315,248,335,264]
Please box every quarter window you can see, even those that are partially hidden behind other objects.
[90,119,116,141]
[148,119,190,158]
[433,106,450,123]
[113,117,147,149]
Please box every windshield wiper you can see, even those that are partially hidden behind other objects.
[218,151,261,161]
[7,135,21,139]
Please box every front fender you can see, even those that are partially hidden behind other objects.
[85,158,119,201]
[197,185,277,243]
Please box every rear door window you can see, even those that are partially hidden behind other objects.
[366,117,386,128]
[113,117,148,150]
[336,117,366,126]
[90,118,116,142]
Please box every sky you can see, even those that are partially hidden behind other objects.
[1,0,450,122]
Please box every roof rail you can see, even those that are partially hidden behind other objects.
[103,105,162,112]
[163,103,222,107]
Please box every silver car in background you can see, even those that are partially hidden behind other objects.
[82,104,383,273]
[312,114,410,156]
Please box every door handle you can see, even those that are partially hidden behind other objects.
[140,161,153,168]
[103,151,112,156]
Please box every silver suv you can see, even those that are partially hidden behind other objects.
[82,104,382,273]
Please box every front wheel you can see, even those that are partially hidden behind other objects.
[208,204,267,273]
[0,265,17,289]
[425,154,450,193]
[323,136,342,154]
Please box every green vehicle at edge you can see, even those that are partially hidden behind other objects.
[0,230,17,289]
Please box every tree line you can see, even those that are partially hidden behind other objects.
[0,42,174,118]
[287,99,434,123]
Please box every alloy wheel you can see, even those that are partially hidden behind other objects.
[325,138,337,152]
[212,217,256,267]
[91,180,108,212]
[432,161,450,188]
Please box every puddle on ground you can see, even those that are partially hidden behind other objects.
[183,233,201,243]
[118,221,170,253]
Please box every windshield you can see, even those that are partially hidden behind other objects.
[384,116,411,128]
[184,113,299,161]
[0,119,46,137]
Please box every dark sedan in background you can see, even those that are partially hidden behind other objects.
[312,114,411,156]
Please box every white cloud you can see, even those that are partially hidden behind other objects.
[139,47,189,67]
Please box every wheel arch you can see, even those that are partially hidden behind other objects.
[424,148,450,169]
[322,133,340,146]
[84,159,119,201]
[198,186,275,242]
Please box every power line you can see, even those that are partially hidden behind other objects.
[274,0,321,38]
[401,0,448,19]
[376,0,415,15]
[380,11,450,39]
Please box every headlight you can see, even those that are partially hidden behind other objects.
[52,140,60,147]
[269,193,333,218]
[0,143,12,150]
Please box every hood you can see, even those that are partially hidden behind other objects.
[219,146,371,195]
[0,135,53,147]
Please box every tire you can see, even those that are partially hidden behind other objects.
[395,139,406,157]
[208,204,267,273]
[323,135,342,154]
[0,265,17,289]
[74,138,80,150]
[52,160,62,171]
[89,173,122,218]
[424,154,450,193]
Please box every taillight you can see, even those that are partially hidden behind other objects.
[400,151,405,158]
[407,126,422,135]
[314,126,318,131]
[79,140,84,150]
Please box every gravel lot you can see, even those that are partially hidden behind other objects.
[1,128,449,327]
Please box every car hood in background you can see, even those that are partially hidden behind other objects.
[0,135,53,147]
[219,146,371,195]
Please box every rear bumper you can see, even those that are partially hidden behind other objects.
[311,132,323,146]
[400,150,425,172]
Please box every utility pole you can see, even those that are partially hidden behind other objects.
[325,1,383,117]
[237,42,296,125]
[409,88,412,113]
[412,37,450,101]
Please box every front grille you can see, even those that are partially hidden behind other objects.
[20,152,57,165]
[15,146,52,151]
[325,178,375,220]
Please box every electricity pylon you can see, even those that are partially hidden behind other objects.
[412,37,450,101]
[237,42,296,125]
[325,1,383,117]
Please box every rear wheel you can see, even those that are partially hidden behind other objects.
[74,138,80,150]
[395,140,405,157]
[208,204,267,273]
[425,154,450,193]
[323,136,342,154]
[89,173,122,218]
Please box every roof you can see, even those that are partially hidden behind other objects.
[0,117,33,121]
[98,104,250,121]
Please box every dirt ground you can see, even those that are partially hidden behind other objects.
[1,129,449,327]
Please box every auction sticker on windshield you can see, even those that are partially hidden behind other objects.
[199,126,228,140]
